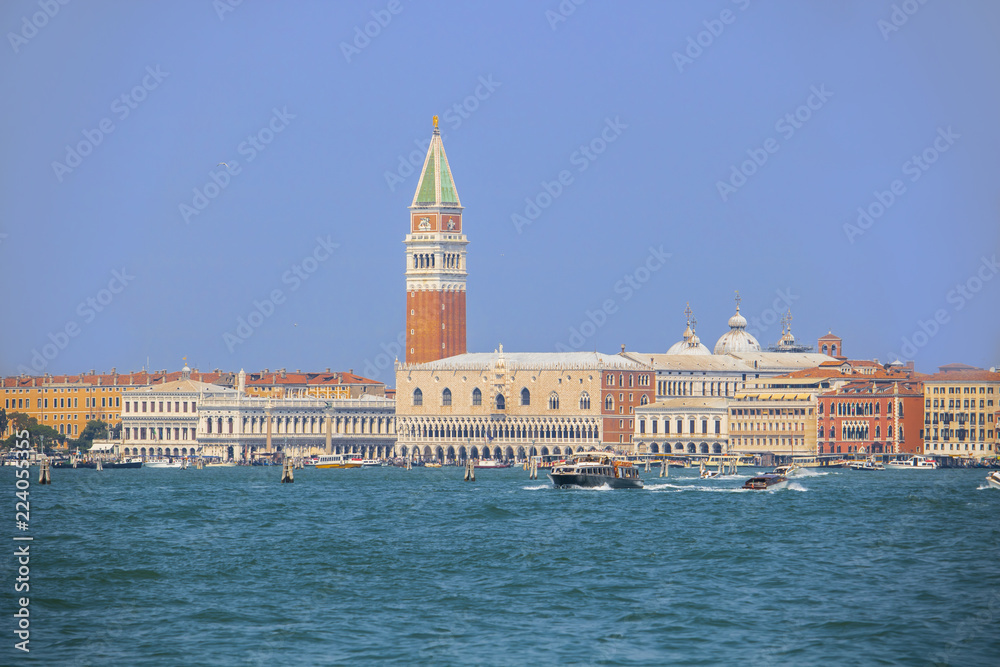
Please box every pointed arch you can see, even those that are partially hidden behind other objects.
[442,387,452,407]
[520,388,530,406]
[413,388,423,406]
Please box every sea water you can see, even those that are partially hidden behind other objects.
[4,465,999,665]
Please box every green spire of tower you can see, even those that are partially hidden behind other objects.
[412,116,462,207]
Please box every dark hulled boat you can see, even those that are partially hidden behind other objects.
[742,473,788,490]
[548,453,643,489]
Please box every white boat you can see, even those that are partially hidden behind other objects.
[985,471,1000,490]
[849,460,885,471]
[886,455,939,470]
[360,459,381,467]
[772,464,802,477]
[145,459,183,468]
[205,461,237,467]
[474,459,512,469]
[315,454,361,469]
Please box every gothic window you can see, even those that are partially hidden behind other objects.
[413,388,423,407]
[496,394,505,410]
[640,394,649,406]
[442,388,452,407]
[579,392,591,410]
[472,388,482,406]
[605,394,614,411]
[549,393,560,410]
[521,388,530,406]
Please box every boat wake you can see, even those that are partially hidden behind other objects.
[522,484,550,491]
[976,483,997,491]
[644,483,748,493]
[796,469,830,477]
[785,482,809,492]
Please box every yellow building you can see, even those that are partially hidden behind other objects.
[1,368,224,443]
[921,364,999,460]
[728,368,849,459]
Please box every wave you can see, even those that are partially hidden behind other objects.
[785,482,808,492]
[522,484,550,491]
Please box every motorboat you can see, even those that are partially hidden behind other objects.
[145,459,183,468]
[475,459,512,469]
[424,462,443,468]
[360,459,381,467]
[104,457,143,469]
[849,459,885,471]
[742,474,788,490]
[986,471,1000,490]
[886,455,939,470]
[51,459,97,469]
[205,461,237,467]
[315,454,361,469]
[772,464,801,477]
[548,453,643,489]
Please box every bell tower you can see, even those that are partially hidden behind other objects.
[404,117,468,363]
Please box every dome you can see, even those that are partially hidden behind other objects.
[678,333,711,356]
[714,297,761,355]
[667,303,706,354]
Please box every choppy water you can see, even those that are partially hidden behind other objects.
[4,465,1000,665]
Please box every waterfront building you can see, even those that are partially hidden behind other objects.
[393,348,654,462]
[1,368,225,442]
[920,363,1000,460]
[816,365,925,456]
[634,397,729,455]
[405,117,467,364]
[119,365,395,460]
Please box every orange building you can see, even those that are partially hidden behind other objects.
[1,368,225,442]
[404,117,467,364]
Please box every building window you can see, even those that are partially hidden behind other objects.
[639,420,646,434]
[442,388,452,407]
[605,395,614,411]
[521,388,530,406]
[496,394,505,410]
[413,388,423,407]
[472,388,482,406]
[549,393,559,410]
[579,392,590,410]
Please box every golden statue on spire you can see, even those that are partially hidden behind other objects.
[432,115,439,129]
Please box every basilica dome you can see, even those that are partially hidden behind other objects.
[714,297,761,355]
[667,304,711,355]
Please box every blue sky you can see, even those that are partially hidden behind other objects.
[2,0,998,383]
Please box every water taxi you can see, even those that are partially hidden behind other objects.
[104,457,143,469]
[548,453,643,489]
[886,455,939,470]
[772,464,801,477]
[849,459,885,471]
[986,471,1000,490]
[315,454,362,469]
[742,474,788,490]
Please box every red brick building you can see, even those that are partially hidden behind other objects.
[404,117,467,364]
[601,358,656,447]
[816,362,925,456]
